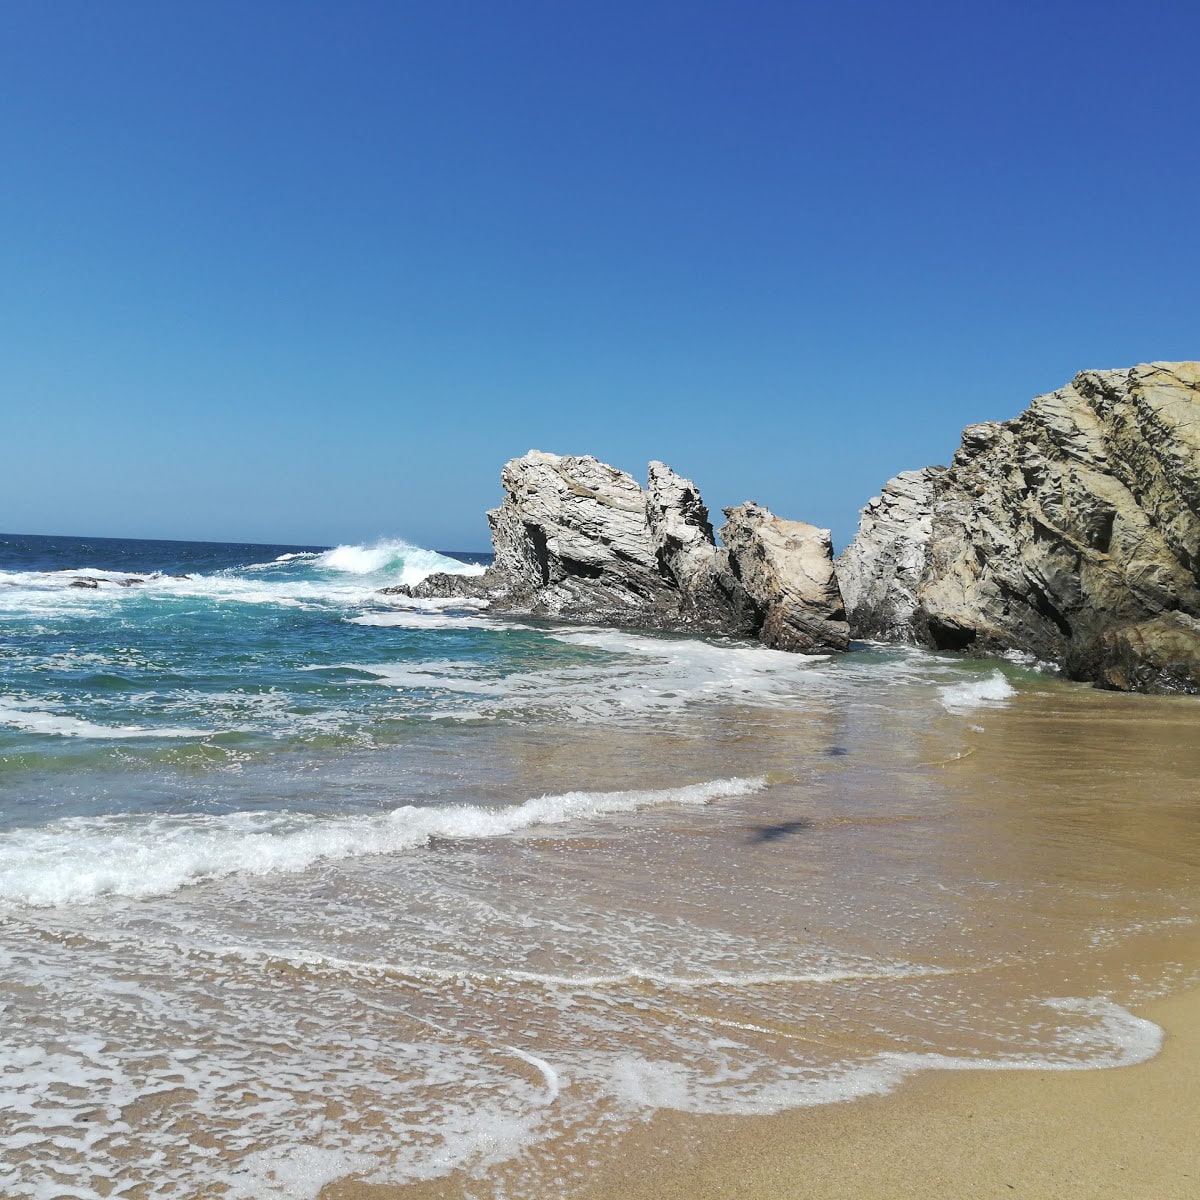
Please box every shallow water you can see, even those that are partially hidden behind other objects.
[1,534,1198,1199]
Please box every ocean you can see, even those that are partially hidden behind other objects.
[2,532,1198,1199]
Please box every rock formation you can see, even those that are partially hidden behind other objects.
[837,361,1200,693]
[644,461,759,636]
[484,451,678,622]
[834,468,942,641]
[389,450,848,653]
[721,503,849,652]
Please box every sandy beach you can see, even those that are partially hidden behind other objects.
[316,685,1200,1200]
[323,978,1199,1200]
[573,982,1200,1200]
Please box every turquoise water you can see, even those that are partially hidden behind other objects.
[0,535,497,786]
[3,532,1188,1199]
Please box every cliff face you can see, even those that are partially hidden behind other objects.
[835,468,942,642]
[396,450,849,653]
[837,361,1200,692]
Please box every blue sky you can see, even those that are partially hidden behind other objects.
[3,1,1197,551]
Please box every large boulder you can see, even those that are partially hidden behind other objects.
[721,503,850,653]
[484,451,679,622]
[1090,612,1200,695]
[837,361,1200,692]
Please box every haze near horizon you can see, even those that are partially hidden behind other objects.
[3,1,1197,552]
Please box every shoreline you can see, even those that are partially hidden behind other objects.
[322,979,1200,1200]
[572,984,1200,1200]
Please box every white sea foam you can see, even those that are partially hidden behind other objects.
[313,539,486,581]
[348,611,500,630]
[938,669,1017,713]
[193,940,948,993]
[0,539,485,617]
[0,970,1162,1200]
[341,626,836,722]
[0,700,210,740]
[0,776,766,906]
[605,997,1162,1117]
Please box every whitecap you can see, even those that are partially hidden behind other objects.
[938,669,1017,713]
[313,539,486,583]
[0,700,210,741]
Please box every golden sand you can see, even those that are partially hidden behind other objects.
[323,982,1200,1200]
[320,685,1200,1200]
[572,984,1200,1200]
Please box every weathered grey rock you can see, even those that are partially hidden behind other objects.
[484,451,680,623]
[721,503,850,653]
[837,360,1200,692]
[836,468,942,640]
[393,449,842,652]
[380,571,498,601]
[645,461,758,635]
[1089,612,1200,694]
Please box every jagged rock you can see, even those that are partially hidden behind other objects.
[484,451,679,623]
[836,468,942,640]
[837,361,1200,692]
[70,577,100,588]
[395,449,841,652]
[721,503,850,653]
[381,572,498,601]
[645,461,758,635]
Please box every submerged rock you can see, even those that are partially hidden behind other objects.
[380,571,497,601]
[837,361,1200,692]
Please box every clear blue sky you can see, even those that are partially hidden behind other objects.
[3,1,1197,551]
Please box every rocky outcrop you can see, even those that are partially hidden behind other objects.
[837,361,1200,692]
[645,462,758,636]
[835,468,942,641]
[483,451,682,624]
[722,504,850,652]
[391,450,847,653]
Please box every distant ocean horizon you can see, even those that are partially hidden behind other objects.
[0,529,495,572]
[2,529,1196,1199]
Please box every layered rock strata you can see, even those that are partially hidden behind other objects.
[837,361,1200,692]
[834,468,942,641]
[721,503,849,653]
[388,451,848,653]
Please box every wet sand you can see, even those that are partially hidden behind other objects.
[324,981,1200,1200]
[320,683,1200,1200]
[572,982,1200,1200]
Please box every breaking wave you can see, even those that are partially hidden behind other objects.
[0,776,767,906]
